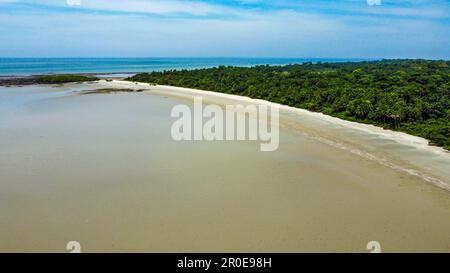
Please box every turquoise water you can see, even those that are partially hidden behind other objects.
[0,58,370,76]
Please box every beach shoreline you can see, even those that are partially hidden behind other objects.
[99,79,449,157]
[1,79,449,192]
[93,79,450,192]
[1,67,447,154]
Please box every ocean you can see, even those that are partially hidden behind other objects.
[0,57,370,76]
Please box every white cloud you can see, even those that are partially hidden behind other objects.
[0,8,448,59]
[4,0,449,19]
[66,0,80,6]
[0,0,448,58]
[79,0,230,16]
[11,0,239,16]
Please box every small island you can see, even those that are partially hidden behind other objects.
[0,74,99,86]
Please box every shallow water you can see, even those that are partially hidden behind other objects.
[0,83,449,252]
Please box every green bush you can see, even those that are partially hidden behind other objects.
[37,74,99,84]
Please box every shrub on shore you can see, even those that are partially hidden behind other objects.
[36,74,99,84]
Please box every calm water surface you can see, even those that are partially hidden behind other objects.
[0,83,449,252]
[0,58,371,76]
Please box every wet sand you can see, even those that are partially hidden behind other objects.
[0,82,449,252]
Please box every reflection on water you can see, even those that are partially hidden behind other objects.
[0,83,449,252]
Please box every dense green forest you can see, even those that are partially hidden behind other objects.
[128,60,450,150]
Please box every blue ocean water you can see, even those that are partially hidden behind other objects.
[0,58,370,76]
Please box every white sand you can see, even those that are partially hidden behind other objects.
[98,80,449,156]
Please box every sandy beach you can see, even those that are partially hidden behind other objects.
[0,81,449,252]
[107,80,447,153]
[103,80,450,191]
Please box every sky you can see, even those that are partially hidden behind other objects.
[0,0,449,58]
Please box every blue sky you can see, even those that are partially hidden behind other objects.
[0,0,449,58]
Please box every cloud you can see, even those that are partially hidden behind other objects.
[66,0,80,7]
[76,0,232,16]
[0,0,448,58]
[3,0,449,19]
[254,0,449,19]
[9,0,241,17]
